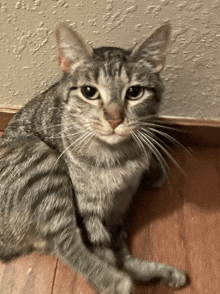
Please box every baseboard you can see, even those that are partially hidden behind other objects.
[0,108,18,131]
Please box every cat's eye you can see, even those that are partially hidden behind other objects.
[126,86,145,100]
[81,86,100,100]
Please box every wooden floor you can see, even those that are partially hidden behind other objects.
[1,121,220,293]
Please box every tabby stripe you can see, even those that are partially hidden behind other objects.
[42,226,69,238]
[29,183,70,212]
[21,149,55,170]
[45,215,73,236]
[44,204,72,222]
[16,171,58,201]
[40,214,73,236]
[56,229,77,253]
[0,148,55,183]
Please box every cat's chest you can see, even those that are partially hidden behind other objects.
[69,160,144,217]
[66,153,146,198]
[70,159,144,194]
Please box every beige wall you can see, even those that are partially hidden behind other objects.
[1,0,220,119]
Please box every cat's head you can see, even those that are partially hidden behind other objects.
[55,22,171,146]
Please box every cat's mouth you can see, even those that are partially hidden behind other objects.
[93,120,133,144]
[97,131,130,145]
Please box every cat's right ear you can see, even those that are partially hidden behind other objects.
[55,22,93,73]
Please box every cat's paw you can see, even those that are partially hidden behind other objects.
[89,226,111,245]
[159,267,186,288]
[93,247,117,266]
[101,273,134,294]
[114,274,134,294]
[85,217,111,245]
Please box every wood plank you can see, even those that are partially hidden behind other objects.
[52,260,97,294]
[0,253,57,294]
[180,148,220,294]
[0,108,17,132]
[130,146,220,293]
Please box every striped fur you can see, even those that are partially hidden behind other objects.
[0,23,186,293]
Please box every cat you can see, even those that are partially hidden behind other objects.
[0,22,186,294]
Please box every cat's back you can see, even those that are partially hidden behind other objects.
[1,81,63,145]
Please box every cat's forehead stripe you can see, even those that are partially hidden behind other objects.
[98,58,129,85]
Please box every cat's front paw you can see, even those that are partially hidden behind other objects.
[159,267,186,288]
[89,225,111,245]
[84,216,111,245]
[93,247,117,266]
[100,272,134,294]
[111,273,134,294]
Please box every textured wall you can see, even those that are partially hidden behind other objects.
[1,0,220,119]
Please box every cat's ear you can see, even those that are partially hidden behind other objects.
[55,22,93,72]
[131,23,171,73]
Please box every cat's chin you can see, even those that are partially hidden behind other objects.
[98,133,129,145]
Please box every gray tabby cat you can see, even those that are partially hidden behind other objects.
[0,22,186,293]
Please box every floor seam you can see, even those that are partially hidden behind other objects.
[50,258,59,294]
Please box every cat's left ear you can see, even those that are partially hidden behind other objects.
[131,23,171,73]
[55,22,93,73]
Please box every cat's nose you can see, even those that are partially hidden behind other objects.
[107,118,123,129]
[104,107,124,129]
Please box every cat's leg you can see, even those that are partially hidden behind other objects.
[37,195,134,294]
[73,190,112,246]
[81,203,186,289]
[71,193,122,267]
[76,202,118,265]
[83,214,111,245]
[40,217,134,294]
[116,230,186,288]
[92,246,117,265]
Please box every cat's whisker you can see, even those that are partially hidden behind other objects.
[131,131,149,160]
[139,129,185,175]
[72,132,93,153]
[70,132,90,152]
[36,122,76,134]
[49,140,77,174]
[76,132,95,153]
[36,123,63,132]
[47,120,92,139]
[48,128,86,139]
[147,127,190,153]
[140,127,172,152]
[52,126,78,138]
[35,123,76,139]
[50,131,91,171]
[136,130,169,178]
[139,121,185,133]
[37,120,91,139]
[127,122,139,130]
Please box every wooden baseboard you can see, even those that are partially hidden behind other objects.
[157,116,220,147]
[0,108,18,131]
[1,107,220,147]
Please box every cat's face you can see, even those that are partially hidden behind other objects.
[56,23,170,145]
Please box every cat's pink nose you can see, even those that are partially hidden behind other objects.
[107,119,123,129]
